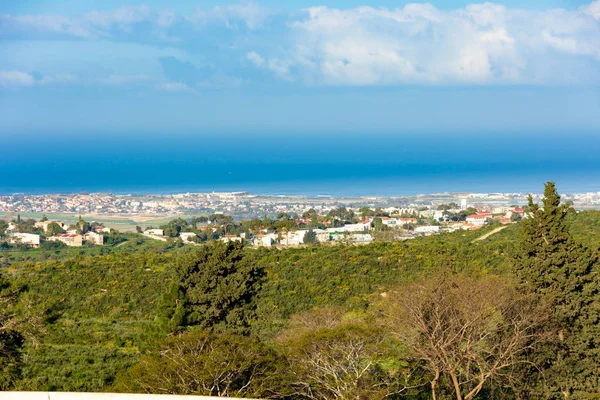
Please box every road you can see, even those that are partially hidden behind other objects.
[472,226,507,242]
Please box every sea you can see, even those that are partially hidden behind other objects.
[2,131,600,196]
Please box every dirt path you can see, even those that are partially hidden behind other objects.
[142,234,168,242]
[472,226,507,242]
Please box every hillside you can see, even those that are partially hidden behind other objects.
[2,209,599,393]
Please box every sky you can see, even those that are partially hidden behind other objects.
[1,0,600,134]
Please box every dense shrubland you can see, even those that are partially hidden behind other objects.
[1,183,599,398]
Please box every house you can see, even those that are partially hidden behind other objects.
[9,233,40,248]
[398,217,418,225]
[180,232,197,243]
[278,231,304,246]
[331,232,373,244]
[220,234,242,243]
[466,214,491,226]
[48,234,83,247]
[93,226,111,233]
[34,220,63,232]
[506,208,526,219]
[326,223,370,234]
[466,215,488,225]
[466,212,492,226]
[381,218,399,227]
[145,229,164,236]
[314,229,331,243]
[252,234,276,247]
[84,231,104,245]
[433,211,445,220]
[414,226,440,235]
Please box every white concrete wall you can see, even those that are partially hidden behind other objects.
[0,393,257,400]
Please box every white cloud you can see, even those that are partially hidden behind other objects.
[157,82,196,93]
[581,0,600,20]
[0,6,174,40]
[246,51,265,67]
[188,3,271,30]
[1,2,599,87]
[250,2,600,85]
[95,74,152,85]
[38,73,78,85]
[0,70,35,87]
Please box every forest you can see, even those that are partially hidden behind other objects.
[1,183,599,399]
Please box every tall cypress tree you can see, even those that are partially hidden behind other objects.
[166,241,264,335]
[516,182,600,398]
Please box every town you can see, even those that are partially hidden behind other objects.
[1,198,531,249]
[2,190,600,219]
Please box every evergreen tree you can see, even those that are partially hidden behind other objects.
[515,182,600,398]
[303,229,317,245]
[172,241,264,334]
[0,273,25,389]
[45,222,64,237]
[76,216,90,234]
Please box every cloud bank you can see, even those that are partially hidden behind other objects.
[1,1,599,87]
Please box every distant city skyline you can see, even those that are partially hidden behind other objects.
[1,0,599,133]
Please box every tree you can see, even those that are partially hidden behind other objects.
[135,226,143,234]
[45,222,64,237]
[0,273,26,389]
[510,212,522,222]
[40,215,48,222]
[515,182,600,398]
[115,331,283,397]
[76,216,90,234]
[275,219,297,246]
[303,229,317,245]
[437,203,459,211]
[381,274,546,400]
[302,208,318,220]
[359,207,374,217]
[278,310,416,400]
[170,241,265,334]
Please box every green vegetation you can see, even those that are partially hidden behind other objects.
[0,183,599,398]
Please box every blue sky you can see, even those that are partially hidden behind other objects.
[1,0,599,134]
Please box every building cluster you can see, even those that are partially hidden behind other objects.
[3,220,109,248]
[139,207,528,248]
[1,190,589,221]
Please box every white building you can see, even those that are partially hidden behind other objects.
[313,229,331,243]
[34,220,65,232]
[381,218,399,227]
[278,231,305,246]
[466,213,491,226]
[84,231,104,245]
[331,232,373,244]
[220,235,243,243]
[145,229,164,236]
[326,223,370,234]
[414,226,440,235]
[9,233,40,248]
[48,234,83,247]
[180,232,197,243]
[252,234,276,247]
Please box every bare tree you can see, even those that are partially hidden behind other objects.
[381,274,547,400]
[277,309,425,400]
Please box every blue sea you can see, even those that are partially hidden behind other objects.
[1,131,600,196]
